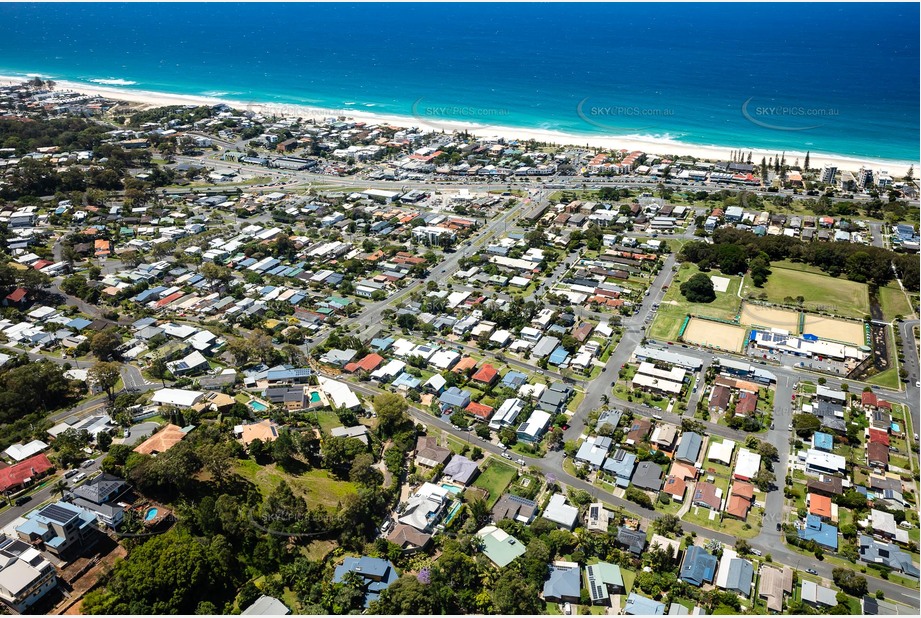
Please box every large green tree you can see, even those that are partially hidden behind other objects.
[680,272,716,303]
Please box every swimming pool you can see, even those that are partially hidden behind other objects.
[440,484,461,494]
[144,507,159,521]
[249,401,268,412]
[309,391,322,403]
[443,501,463,525]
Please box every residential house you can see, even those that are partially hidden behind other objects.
[241,595,291,616]
[332,557,399,608]
[631,461,664,491]
[585,502,614,533]
[414,436,451,468]
[575,435,612,470]
[443,455,480,486]
[715,548,753,596]
[616,526,647,556]
[399,483,450,533]
[543,494,579,531]
[517,410,552,443]
[386,524,432,554]
[624,593,665,616]
[601,448,637,488]
[725,482,754,520]
[542,562,582,604]
[858,535,919,577]
[692,482,722,511]
[0,536,57,613]
[491,493,538,525]
[801,581,838,608]
[15,501,97,560]
[585,562,624,605]
[680,545,718,587]
[798,514,839,551]
[675,432,702,464]
[476,525,526,568]
[759,565,793,613]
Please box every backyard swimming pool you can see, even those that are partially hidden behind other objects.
[144,507,159,521]
[249,401,268,412]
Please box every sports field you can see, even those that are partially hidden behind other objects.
[682,317,748,353]
[801,315,866,346]
[739,303,800,332]
[649,263,742,342]
[754,263,870,319]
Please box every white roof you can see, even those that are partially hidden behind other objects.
[707,439,735,465]
[319,377,361,410]
[3,439,50,462]
[805,449,847,473]
[150,388,205,408]
[733,448,761,479]
[429,349,460,370]
[543,493,579,529]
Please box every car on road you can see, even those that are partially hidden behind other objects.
[776,522,782,531]
[805,568,818,575]
[71,472,86,484]
[516,458,525,465]
[788,423,793,430]
[501,452,512,460]
[14,496,31,507]
[80,459,95,469]
[751,549,762,556]
[64,469,79,479]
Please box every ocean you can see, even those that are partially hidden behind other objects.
[0,2,917,162]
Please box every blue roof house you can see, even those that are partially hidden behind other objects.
[542,564,582,603]
[624,593,665,616]
[799,514,839,551]
[439,387,472,411]
[332,557,399,608]
[812,432,834,452]
[680,545,718,587]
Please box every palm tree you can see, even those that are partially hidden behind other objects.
[52,479,68,499]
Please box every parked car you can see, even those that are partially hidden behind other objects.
[806,568,818,575]
[516,458,525,466]
[776,522,782,531]
[14,496,31,506]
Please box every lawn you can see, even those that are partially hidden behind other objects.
[649,263,743,342]
[473,458,519,507]
[749,262,870,319]
[233,459,357,510]
[866,367,901,390]
[878,284,915,320]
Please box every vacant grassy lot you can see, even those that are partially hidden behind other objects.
[750,262,870,318]
[649,263,743,341]
[878,283,915,320]
[472,458,519,507]
[234,459,357,510]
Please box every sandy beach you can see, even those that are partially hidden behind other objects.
[2,75,916,176]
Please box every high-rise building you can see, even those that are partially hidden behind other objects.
[820,164,837,185]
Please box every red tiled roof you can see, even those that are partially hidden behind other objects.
[877,400,892,410]
[471,364,499,384]
[464,401,494,419]
[725,493,751,519]
[868,428,890,446]
[156,291,184,307]
[452,356,478,374]
[0,454,54,492]
[735,391,758,415]
[862,391,878,407]
[809,493,832,518]
[731,481,755,500]
[346,353,384,373]
[5,287,27,302]
[663,475,686,498]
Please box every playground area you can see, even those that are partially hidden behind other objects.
[739,303,800,332]
[681,317,748,353]
[802,315,866,346]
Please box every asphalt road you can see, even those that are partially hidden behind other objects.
[0,458,102,530]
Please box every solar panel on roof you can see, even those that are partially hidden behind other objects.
[40,503,78,524]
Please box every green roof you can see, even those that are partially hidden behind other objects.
[477,525,526,568]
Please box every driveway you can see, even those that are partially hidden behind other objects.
[120,422,159,446]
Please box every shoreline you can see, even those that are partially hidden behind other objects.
[2,75,916,176]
